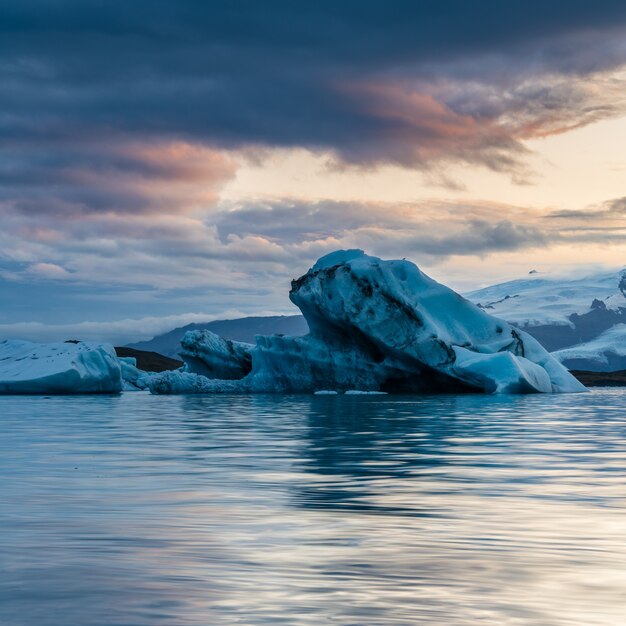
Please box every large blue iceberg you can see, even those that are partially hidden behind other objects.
[150,250,585,395]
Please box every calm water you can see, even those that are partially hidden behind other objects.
[1,390,626,625]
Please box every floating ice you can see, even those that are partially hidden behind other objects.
[0,340,122,394]
[148,370,243,394]
[149,250,586,395]
[118,356,154,391]
[180,329,252,379]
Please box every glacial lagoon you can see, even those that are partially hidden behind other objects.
[2,389,626,625]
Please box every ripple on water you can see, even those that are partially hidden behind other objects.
[1,389,626,625]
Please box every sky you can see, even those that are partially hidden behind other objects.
[2,1,626,343]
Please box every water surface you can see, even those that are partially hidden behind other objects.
[2,390,626,625]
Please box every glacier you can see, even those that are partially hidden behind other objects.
[554,324,626,372]
[149,250,585,395]
[465,268,626,359]
[465,268,626,327]
[0,340,123,394]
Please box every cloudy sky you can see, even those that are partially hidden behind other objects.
[2,1,626,343]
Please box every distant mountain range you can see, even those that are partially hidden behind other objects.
[128,268,626,372]
[128,315,309,359]
[466,268,626,371]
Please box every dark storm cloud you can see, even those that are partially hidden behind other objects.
[215,199,551,258]
[408,220,551,256]
[1,192,624,340]
[0,140,236,217]
[549,197,626,221]
[544,197,626,244]
[1,1,626,174]
[2,1,626,338]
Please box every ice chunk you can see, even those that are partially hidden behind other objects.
[452,347,552,394]
[245,334,404,393]
[180,329,252,379]
[0,340,122,394]
[151,250,585,395]
[147,370,245,394]
[118,356,154,391]
[290,250,584,394]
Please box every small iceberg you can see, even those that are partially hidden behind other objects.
[118,356,154,391]
[0,340,122,395]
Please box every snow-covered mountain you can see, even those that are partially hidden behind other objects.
[552,325,626,372]
[465,269,626,327]
[465,268,626,369]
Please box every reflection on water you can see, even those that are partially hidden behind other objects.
[2,390,626,625]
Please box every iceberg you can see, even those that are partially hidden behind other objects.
[119,356,154,391]
[179,329,253,379]
[149,250,586,395]
[0,340,122,394]
[148,370,243,395]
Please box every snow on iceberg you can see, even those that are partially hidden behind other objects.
[149,250,586,395]
[0,340,122,394]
